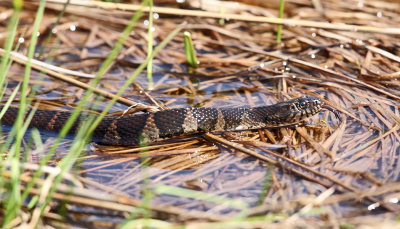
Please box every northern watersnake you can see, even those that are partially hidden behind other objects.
[0,95,338,145]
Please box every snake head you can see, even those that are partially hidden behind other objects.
[265,95,323,126]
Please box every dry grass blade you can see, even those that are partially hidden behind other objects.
[0,48,95,78]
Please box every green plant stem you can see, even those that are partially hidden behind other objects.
[183,31,198,69]
[2,0,46,226]
[146,0,154,90]
[276,0,285,43]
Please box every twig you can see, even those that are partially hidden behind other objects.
[0,48,95,78]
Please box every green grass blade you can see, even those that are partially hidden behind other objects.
[183,31,198,68]
[3,157,21,227]
[2,0,46,225]
[12,0,46,156]
[13,0,23,10]
[146,0,154,90]
[276,0,285,43]
[2,104,39,227]
[0,83,20,120]
[0,11,20,95]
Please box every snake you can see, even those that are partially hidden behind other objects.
[0,95,338,145]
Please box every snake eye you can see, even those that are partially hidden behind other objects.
[299,101,307,108]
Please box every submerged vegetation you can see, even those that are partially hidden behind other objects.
[1,0,400,228]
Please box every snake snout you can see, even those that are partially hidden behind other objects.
[300,96,341,121]
[264,96,339,127]
[272,96,323,125]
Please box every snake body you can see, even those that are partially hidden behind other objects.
[0,96,330,145]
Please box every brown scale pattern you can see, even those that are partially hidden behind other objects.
[0,96,325,145]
